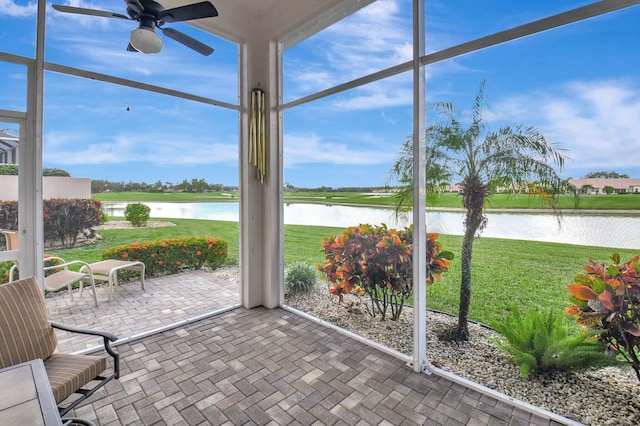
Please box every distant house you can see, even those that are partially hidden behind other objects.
[0,130,19,164]
[568,178,640,194]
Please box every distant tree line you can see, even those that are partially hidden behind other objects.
[284,182,388,193]
[584,171,630,179]
[93,180,389,193]
[91,179,238,193]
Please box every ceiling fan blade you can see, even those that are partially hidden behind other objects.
[51,4,129,20]
[159,2,218,23]
[161,27,214,56]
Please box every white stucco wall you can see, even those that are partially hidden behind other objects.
[0,176,91,200]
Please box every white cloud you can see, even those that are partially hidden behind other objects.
[284,132,393,167]
[45,130,238,166]
[331,83,412,110]
[286,64,335,95]
[485,79,640,175]
[381,111,395,124]
[285,0,413,106]
[0,0,36,17]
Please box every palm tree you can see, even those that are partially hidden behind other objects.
[389,80,569,341]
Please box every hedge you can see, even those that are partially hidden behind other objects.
[101,237,228,277]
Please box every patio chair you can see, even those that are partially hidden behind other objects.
[1,230,99,307]
[43,257,100,308]
[0,276,119,418]
[1,228,18,251]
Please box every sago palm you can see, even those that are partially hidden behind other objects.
[389,79,569,341]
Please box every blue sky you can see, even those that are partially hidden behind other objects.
[1,0,640,188]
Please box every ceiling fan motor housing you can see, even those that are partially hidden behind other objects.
[126,0,166,21]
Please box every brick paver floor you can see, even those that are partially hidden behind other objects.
[47,269,240,353]
[63,307,570,425]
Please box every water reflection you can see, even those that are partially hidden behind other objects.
[102,202,640,249]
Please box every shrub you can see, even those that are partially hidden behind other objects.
[285,262,316,295]
[567,253,640,381]
[318,224,453,321]
[0,261,12,284]
[491,306,616,378]
[0,255,62,284]
[101,237,228,277]
[44,199,103,247]
[0,165,70,176]
[0,201,18,232]
[124,203,151,227]
[43,168,71,177]
[0,164,19,175]
[1,199,103,248]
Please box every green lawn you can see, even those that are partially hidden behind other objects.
[428,235,638,326]
[45,217,639,328]
[93,191,640,211]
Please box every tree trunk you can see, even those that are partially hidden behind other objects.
[455,224,476,340]
[445,179,486,342]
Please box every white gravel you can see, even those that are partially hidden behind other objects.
[94,220,176,230]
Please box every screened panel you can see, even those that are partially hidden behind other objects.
[422,3,640,418]
[283,0,413,102]
[42,71,239,185]
[425,0,594,52]
[0,62,28,113]
[44,0,238,104]
[0,2,36,58]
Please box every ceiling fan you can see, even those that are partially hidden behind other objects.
[51,0,218,56]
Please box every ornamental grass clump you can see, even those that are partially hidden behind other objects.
[318,224,453,321]
[491,306,616,378]
[285,262,317,295]
[567,253,640,381]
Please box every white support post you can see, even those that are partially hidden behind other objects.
[20,0,46,286]
[240,25,284,309]
[412,0,427,373]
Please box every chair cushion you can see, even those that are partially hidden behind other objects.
[0,277,57,368]
[44,270,88,292]
[44,353,107,403]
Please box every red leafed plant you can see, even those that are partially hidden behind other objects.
[318,224,453,321]
[566,253,640,381]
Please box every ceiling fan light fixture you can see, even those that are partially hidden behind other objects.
[130,27,163,54]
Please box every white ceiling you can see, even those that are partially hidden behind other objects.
[162,0,375,47]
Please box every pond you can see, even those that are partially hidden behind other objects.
[102,202,640,250]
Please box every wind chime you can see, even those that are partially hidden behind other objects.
[249,88,266,183]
